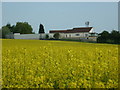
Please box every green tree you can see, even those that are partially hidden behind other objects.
[97,31,110,43]
[14,22,33,34]
[97,30,120,44]
[6,23,11,29]
[6,23,15,33]
[110,30,120,44]
[1,26,11,38]
[53,33,60,39]
[39,24,45,34]
[45,34,49,39]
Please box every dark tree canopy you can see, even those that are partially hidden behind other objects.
[13,22,33,34]
[6,23,15,32]
[53,33,60,39]
[45,34,49,39]
[97,31,110,43]
[1,22,34,38]
[1,26,11,38]
[110,30,120,43]
[97,30,120,44]
[6,23,11,29]
[39,24,45,34]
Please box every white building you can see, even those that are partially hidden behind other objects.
[14,26,98,42]
[49,27,98,41]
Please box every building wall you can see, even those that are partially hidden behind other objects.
[14,34,40,39]
[14,33,90,39]
[88,36,97,41]
[48,33,54,38]
[14,32,97,42]
[58,32,89,39]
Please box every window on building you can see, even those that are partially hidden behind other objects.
[66,35,67,37]
[76,34,79,36]
[85,34,88,37]
[69,34,71,37]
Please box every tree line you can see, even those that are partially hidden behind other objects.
[0,22,45,39]
[97,30,120,44]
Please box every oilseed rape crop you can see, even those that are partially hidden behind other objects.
[2,39,118,88]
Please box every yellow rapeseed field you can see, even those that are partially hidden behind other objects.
[2,39,118,88]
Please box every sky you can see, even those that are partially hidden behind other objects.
[2,2,118,33]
